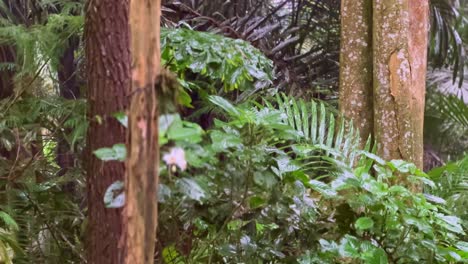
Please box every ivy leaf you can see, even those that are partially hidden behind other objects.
[103,181,125,208]
[93,143,126,162]
[355,217,374,230]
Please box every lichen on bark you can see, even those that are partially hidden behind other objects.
[372,0,428,170]
[339,0,373,146]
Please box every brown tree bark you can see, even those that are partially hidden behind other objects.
[339,0,373,145]
[373,0,428,169]
[124,0,161,263]
[339,0,429,172]
[84,0,131,263]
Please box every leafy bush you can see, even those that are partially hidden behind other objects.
[161,28,274,102]
[145,96,467,263]
[428,155,468,225]
[98,95,467,263]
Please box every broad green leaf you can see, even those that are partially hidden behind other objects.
[209,96,240,117]
[387,160,417,173]
[253,171,277,189]
[424,194,446,204]
[437,215,465,234]
[160,114,179,134]
[167,122,203,143]
[339,235,360,258]
[210,130,242,152]
[309,180,337,197]
[355,217,374,230]
[273,156,301,176]
[249,196,266,209]
[227,219,244,231]
[0,212,18,231]
[176,178,205,201]
[364,248,388,264]
[93,143,126,162]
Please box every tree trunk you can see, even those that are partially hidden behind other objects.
[339,0,373,145]
[124,0,161,263]
[84,0,131,263]
[407,0,429,169]
[373,0,428,169]
[339,0,429,172]
[57,37,80,194]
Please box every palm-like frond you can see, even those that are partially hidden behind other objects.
[274,93,372,168]
[428,155,468,221]
[430,0,466,87]
[424,89,468,161]
[435,94,468,127]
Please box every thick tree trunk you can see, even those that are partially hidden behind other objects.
[84,0,131,263]
[339,0,373,145]
[408,0,429,168]
[339,0,429,172]
[372,0,428,169]
[124,0,161,263]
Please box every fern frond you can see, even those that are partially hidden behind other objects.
[274,93,368,167]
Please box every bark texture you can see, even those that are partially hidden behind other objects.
[339,0,429,171]
[84,0,131,263]
[407,0,429,169]
[124,0,161,263]
[339,0,373,144]
[373,0,428,169]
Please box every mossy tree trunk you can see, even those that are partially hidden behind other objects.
[339,0,429,171]
[85,0,131,263]
[124,0,161,263]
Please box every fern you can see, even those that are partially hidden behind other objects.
[274,93,372,168]
[428,155,468,222]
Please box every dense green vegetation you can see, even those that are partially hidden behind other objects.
[0,0,466,263]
